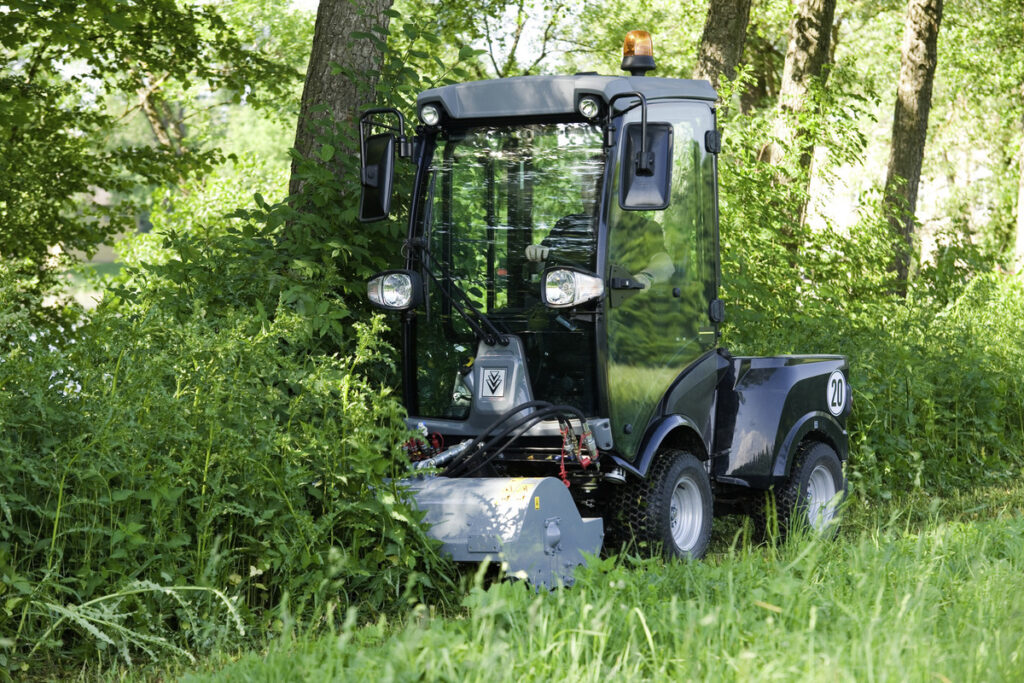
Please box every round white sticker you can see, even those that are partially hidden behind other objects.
[827,370,846,416]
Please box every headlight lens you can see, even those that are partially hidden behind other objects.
[420,104,441,126]
[381,273,412,307]
[578,96,600,119]
[542,268,604,308]
[367,270,422,310]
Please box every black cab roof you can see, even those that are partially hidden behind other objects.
[417,74,717,121]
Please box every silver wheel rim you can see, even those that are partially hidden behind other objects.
[669,475,703,551]
[806,464,839,531]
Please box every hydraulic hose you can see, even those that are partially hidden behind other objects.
[442,400,553,475]
[446,403,590,478]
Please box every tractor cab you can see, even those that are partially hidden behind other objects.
[362,33,723,467]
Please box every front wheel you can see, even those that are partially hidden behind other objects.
[620,449,713,559]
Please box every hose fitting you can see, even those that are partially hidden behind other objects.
[413,439,473,471]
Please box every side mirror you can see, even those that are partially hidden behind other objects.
[358,108,409,223]
[619,122,673,210]
[359,133,395,223]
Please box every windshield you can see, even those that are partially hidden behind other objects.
[414,121,605,419]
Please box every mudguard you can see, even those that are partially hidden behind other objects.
[711,355,850,489]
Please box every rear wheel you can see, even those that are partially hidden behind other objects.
[618,449,713,559]
[777,442,846,536]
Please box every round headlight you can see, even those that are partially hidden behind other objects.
[545,269,576,307]
[381,272,413,308]
[543,268,605,308]
[420,104,441,126]
[578,96,600,119]
[368,270,422,310]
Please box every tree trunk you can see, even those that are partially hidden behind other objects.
[766,0,838,166]
[289,0,394,197]
[883,0,943,287]
[694,0,753,90]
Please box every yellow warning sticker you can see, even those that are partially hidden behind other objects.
[534,496,540,510]
[500,480,532,504]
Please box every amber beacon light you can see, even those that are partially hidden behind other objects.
[621,30,655,76]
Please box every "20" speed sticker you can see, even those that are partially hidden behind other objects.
[827,370,846,416]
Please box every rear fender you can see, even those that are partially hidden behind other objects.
[771,411,849,480]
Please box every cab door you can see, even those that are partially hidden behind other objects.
[603,101,720,459]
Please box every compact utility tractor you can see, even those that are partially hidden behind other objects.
[359,31,851,587]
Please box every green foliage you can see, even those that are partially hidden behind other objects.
[394,0,578,78]
[3,0,1023,677]
[560,0,707,77]
[0,269,452,672]
[118,154,290,270]
[0,0,302,300]
[219,12,488,339]
[849,275,1024,497]
[715,71,1024,501]
[0,6,497,673]
[924,0,1024,264]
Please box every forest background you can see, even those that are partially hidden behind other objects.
[2,0,1024,679]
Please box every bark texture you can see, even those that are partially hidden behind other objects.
[290,0,394,197]
[694,0,753,89]
[767,0,837,166]
[883,0,943,285]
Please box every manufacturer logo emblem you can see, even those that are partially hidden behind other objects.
[481,368,506,398]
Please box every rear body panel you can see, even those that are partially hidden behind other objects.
[711,354,850,488]
[609,349,849,490]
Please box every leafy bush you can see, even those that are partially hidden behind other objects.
[0,18,487,672]
[0,264,452,674]
[118,154,290,270]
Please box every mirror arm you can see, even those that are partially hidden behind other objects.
[607,91,651,174]
[359,107,412,159]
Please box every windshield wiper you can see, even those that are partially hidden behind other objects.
[410,238,509,346]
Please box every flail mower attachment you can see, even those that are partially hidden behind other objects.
[403,476,603,588]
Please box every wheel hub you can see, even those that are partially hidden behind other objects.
[806,464,839,531]
[669,475,703,551]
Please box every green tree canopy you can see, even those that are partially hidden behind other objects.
[0,0,301,301]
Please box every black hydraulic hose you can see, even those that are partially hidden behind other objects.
[451,405,564,472]
[442,400,553,474]
[476,404,587,457]
[447,404,589,478]
[470,400,554,450]
[446,410,557,477]
[479,403,588,452]
[458,410,570,478]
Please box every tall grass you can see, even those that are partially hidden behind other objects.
[179,488,1024,682]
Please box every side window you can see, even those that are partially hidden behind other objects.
[605,102,716,458]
